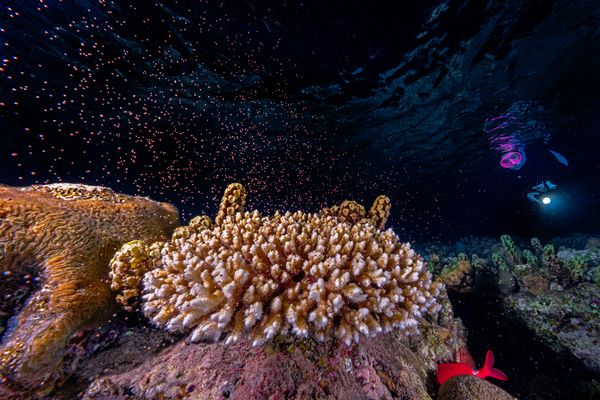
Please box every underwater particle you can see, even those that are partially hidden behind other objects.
[118,183,442,347]
[0,183,179,395]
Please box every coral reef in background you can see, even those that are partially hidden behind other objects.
[111,183,442,347]
[437,253,477,293]
[0,183,179,397]
[429,234,600,383]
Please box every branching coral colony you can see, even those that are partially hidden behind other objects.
[110,183,442,346]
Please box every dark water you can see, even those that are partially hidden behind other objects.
[1,1,600,398]
[1,0,600,242]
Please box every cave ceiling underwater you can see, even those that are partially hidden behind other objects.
[1,0,600,241]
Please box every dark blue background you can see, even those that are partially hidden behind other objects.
[1,0,599,242]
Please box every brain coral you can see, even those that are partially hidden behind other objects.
[0,183,178,395]
[113,183,442,347]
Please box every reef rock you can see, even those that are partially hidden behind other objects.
[503,282,600,375]
[83,324,456,400]
[520,275,549,295]
[437,375,515,400]
[0,183,179,397]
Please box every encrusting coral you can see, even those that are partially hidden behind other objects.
[0,183,179,395]
[438,253,473,293]
[111,183,442,348]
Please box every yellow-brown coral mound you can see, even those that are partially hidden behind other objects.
[337,200,366,224]
[110,240,164,311]
[215,183,246,225]
[188,215,213,233]
[320,196,391,229]
[141,209,441,347]
[369,195,391,229]
[0,183,178,395]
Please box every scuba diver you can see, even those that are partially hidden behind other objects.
[527,180,557,205]
[484,101,569,205]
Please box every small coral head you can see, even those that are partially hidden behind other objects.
[141,211,442,347]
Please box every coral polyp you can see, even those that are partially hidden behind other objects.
[112,183,442,347]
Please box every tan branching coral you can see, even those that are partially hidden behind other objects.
[0,183,178,395]
[319,205,340,219]
[320,195,392,229]
[369,195,391,229]
[215,183,246,225]
[110,240,155,311]
[108,213,212,315]
[337,200,366,224]
[171,226,193,240]
[119,183,441,348]
[110,215,214,311]
[189,215,213,233]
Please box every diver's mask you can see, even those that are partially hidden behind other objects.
[500,147,526,170]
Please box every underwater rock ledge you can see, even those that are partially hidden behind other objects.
[430,234,600,398]
[83,331,442,400]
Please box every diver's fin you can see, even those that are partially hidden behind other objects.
[545,180,557,190]
[549,150,569,166]
[479,350,508,381]
[436,362,475,385]
[527,192,542,204]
